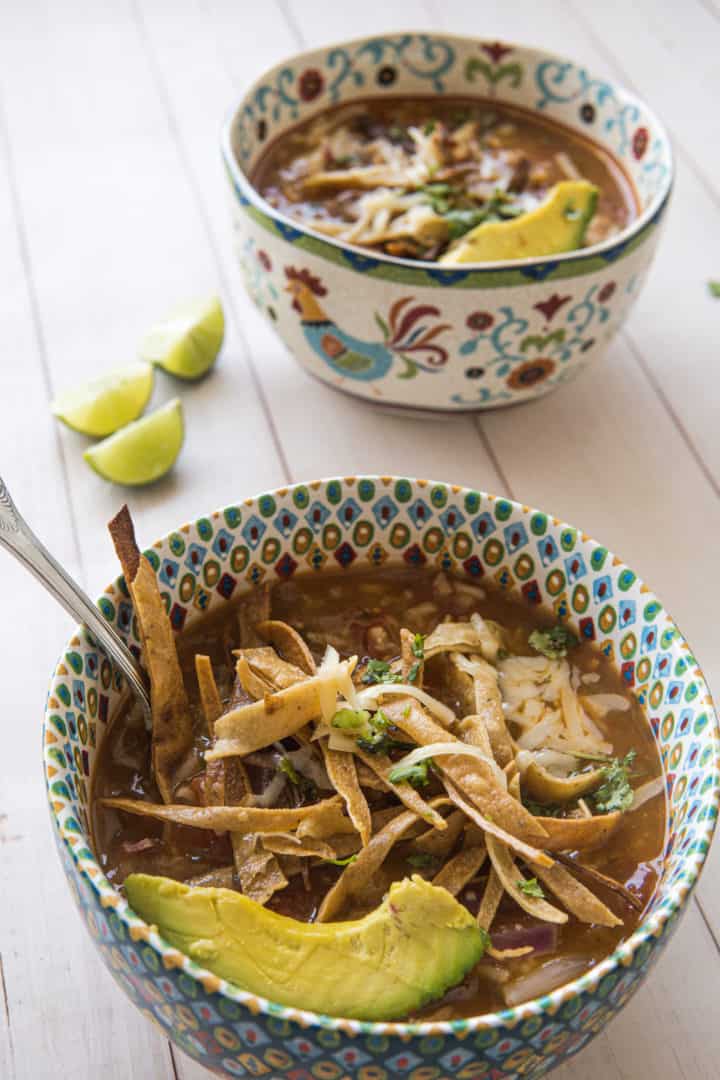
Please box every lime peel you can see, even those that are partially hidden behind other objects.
[84,398,184,486]
[140,295,224,380]
[51,362,154,437]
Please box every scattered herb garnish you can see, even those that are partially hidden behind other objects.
[709,281,720,298]
[407,632,425,684]
[356,710,411,756]
[406,852,437,869]
[529,624,579,660]
[388,757,433,788]
[592,750,637,814]
[423,120,437,136]
[279,756,317,799]
[522,798,567,818]
[496,648,510,661]
[324,853,358,867]
[331,708,371,731]
[362,659,404,685]
[518,877,545,899]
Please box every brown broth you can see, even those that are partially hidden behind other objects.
[251,97,638,260]
[91,568,665,1018]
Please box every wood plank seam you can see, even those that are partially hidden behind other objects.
[0,953,15,1078]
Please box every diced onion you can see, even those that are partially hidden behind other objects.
[581,692,631,717]
[389,742,508,791]
[631,776,665,811]
[248,773,287,807]
[355,683,455,727]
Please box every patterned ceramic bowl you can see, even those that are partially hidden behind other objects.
[221,33,673,413]
[46,478,719,1079]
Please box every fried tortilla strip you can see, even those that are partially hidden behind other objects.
[320,741,372,847]
[356,761,389,791]
[523,759,604,804]
[384,700,546,843]
[400,627,424,687]
[554,852,643,911]
[207,659,356,759]
[534,861,622,928]
[186,866,236,889]
[261,834,337,860]
[464,655,515,768]
[296,803,359,840]
[432,843,487,896]
[486,836,567,924]
[317,798,450,922]
[444,782,554,869]
[235,647,308,690]
[353,744,447,829]
[414,810,467,856]
[457,713,493,756]
[196,655,252,807]
[477,868,504,931]
[100,795,347,834]
[539,812,622,853]
[424,621,487,660]
[238,583,271,647]
[195,655,223,733]
[108,506,193,804]
[232,834,288,904]
[235,655,274,701]
[256,620,317,675]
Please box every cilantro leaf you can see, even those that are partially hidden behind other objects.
[324,853,358,867]
[279,756,317,799]
[355,710,412,756]
[423,120,436,135]
[522,797,567,818]
[406,852,437,869]
[388,758,433,788]
[529,625,579,659]
[362,659,403,685]
[411,633,425,658]
[592,750,637,814]
[518,877,545,899]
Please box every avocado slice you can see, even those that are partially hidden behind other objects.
[440,180,598,265]
[124,873,487,1020]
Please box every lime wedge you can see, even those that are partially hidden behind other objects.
[51,362,154,436]
[140,295,224,379]
[84,398,184,486]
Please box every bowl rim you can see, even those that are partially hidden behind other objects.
[46,476,720,1037]
[220,29,675,275]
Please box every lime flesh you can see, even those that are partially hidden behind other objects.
[84,398,184,486]
[140,295,224,379]
[51,362,154,436]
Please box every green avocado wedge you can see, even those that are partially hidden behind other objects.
[439,180,599,265]
[124,873,487,1021]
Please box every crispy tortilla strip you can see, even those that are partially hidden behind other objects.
[414,810,467,856]
[235,655,274,700]
[196,655,251,809]
[385,700,546,843]
[108,506,193,804]
[486,836,567,924]
[523,760,604,804]
[256,620,317,675]
[400,627,424,687]
[444,782,554,869]
[432,843,487,896]
[457,713,493,756]
[320,741,372,846]
[235,647,308,690]
[238,583,271,647]
[465,656,515,768]
[296,803,359,840]
[100,795,346,834]
[317,798,449,922]
[356,761,389,791]
[424,622,487,660]
[539,813,622,853]
[554,852,643,911]
[208,659,356,759]
[477,868,504,931]
[186,866,236,889]
[302,165,408,193]
[353,744,447,829]
[261,834,337,860]
[195,655,223,733]
[534,861,622,928]
[232,834,288,904]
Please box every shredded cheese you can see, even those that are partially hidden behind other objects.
[355,682,456,727]
[389,742,508,791]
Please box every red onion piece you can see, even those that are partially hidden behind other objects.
[491,923,559,955]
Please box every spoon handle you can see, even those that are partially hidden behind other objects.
[0,477,151,720]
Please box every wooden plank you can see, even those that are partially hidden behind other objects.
[0,89,174,1080]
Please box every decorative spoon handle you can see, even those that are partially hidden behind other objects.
[0,476,152,720]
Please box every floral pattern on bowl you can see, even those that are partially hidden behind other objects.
[46,477,718,1079]
[222,34,673,411]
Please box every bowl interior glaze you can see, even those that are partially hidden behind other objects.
[45,477,719,1050]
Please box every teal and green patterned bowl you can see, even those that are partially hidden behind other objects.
[45,478,719,1079]
[221,33,673,412]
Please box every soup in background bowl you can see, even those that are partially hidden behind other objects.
[46,477,718,1079]
[222,33,673,412]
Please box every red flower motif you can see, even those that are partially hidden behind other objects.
[466,310,494,332]
[598,281,616,303]
[533,293,571,322]
[481,41,513,64]
[257,249,272,271]
[632,126,649,160]
[298,68,324,102]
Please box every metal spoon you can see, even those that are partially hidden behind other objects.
[0,476,152,721]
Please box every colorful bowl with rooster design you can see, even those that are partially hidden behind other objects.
[221,33,673,412]
[46,477,718,1079]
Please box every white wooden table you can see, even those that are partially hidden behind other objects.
[1,1,719,1076]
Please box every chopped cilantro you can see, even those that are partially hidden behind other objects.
[529,624,579,659]
[444,207,488,239]
[362,659,403,685]
[518,877,545,899]
[406,852,437,869]
[592,750,637,814]
[709,281,720,298]
[279,757,317,799]
[388,758,433,788]
[331,708,371,730]
[522,797,567,818]
[355,710,411,756]
[324,853,358,867]
[411,633,425,658]
[423,120,437,135]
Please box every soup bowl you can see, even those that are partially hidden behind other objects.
[46,477,718,1078]
[221,33,673,413]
